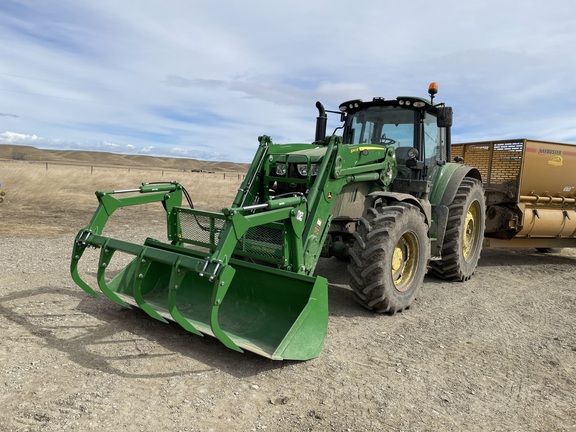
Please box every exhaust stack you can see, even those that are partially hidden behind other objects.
[314,101,327,143]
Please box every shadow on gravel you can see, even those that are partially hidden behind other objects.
[315,257,387,319]
[0,287,291,380]
[478,248,576,268]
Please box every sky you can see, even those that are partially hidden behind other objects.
[1,0,575,162]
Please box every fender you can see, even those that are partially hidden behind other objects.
[368,191,432,226]
[429,163,483,257]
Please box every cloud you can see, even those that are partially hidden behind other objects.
[1,131,128,154]
[0,131,42,144]
[0,0,574,164]
[0,130,229,160]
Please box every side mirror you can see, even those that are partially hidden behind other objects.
[437,106,453,128]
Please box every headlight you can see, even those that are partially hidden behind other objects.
[275,163,287,176]
[297,163,320,176]
[407,148,419,159]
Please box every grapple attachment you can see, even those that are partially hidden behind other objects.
[71,182,328,360]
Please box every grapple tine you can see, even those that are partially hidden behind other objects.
[210,265,243,353]
[70,241,100,298]
[97,239,131,308]
[167,258,203,336]
[132,248,168,323]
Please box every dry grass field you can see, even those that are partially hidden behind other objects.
[1,146,576,431]
[0,150,245,238]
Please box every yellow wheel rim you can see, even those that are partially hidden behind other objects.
[391,232,419,292]
[462,200,482,262]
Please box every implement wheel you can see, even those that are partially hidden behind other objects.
[430,178,485,281]
[348,202,429,314]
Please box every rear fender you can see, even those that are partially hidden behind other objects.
[429,163,483,256]
[430,163,482,207]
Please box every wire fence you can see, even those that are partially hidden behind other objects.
[3,159,246,180]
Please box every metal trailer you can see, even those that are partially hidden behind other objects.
[452,139,576,249]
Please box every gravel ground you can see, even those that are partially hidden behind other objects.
[1,227,576,431]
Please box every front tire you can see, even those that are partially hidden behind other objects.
[430,178,485,281]
[348,202,429,314]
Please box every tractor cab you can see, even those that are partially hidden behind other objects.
[338,83,453,188]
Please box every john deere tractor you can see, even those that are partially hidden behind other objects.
[71,83,485,360]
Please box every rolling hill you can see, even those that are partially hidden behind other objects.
[0,144,248,172]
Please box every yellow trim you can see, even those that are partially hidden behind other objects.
[350,146,385,153]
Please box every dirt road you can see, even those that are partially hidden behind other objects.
[1,230,575,431]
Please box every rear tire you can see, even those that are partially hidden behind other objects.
[430,178,485,281]
[348,202,429,314]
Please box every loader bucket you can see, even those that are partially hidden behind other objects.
[100,239,328,360]
[71,181,329,360]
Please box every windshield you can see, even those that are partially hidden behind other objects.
[345,106,414,147]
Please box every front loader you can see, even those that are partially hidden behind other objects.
[71,83,485,360]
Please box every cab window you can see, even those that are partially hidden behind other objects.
[347,106,414,147]
[423,113,440,160]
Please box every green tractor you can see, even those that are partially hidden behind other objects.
[71,83,485,360]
